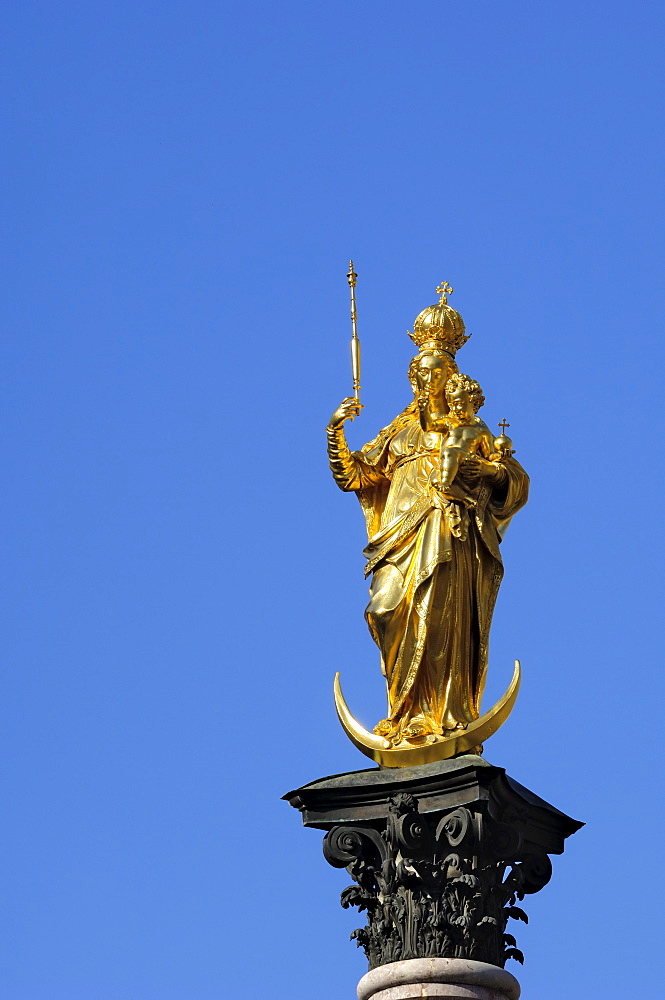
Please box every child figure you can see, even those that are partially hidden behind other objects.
[432,373,496,494]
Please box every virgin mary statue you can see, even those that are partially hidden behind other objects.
[326,285,529,749]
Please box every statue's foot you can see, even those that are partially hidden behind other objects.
[401,717,440,744]
[402,720,427,739]
[373,718,394,737]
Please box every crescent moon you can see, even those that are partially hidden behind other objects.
[333,660,521,767]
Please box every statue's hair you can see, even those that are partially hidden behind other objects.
[445,372,485,412]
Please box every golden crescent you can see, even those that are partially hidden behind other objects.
[333,660,521,767]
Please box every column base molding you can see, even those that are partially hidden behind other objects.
[357,958,520,1000]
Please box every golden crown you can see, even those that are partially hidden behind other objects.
[407,282,470,356]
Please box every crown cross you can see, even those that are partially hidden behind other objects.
[435,281,454,304]
[498,419,511,433]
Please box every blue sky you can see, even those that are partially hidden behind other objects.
[2,2,664,997]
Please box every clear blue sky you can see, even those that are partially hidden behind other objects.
[2,2,664,998]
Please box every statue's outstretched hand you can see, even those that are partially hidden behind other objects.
[328,397,363,429]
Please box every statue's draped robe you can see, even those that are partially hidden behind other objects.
[328,409,529,737]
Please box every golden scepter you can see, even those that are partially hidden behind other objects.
[347,260,361,402]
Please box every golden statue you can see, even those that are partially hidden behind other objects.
[327,280,529,766]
